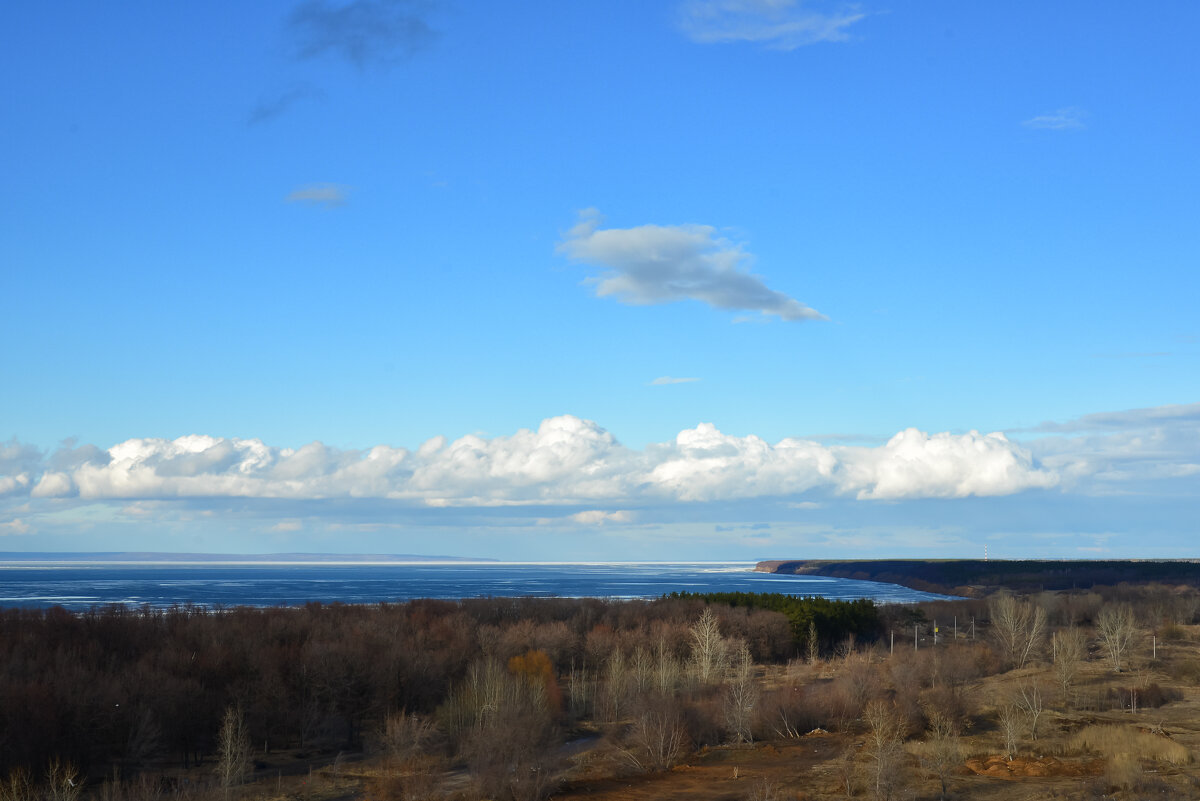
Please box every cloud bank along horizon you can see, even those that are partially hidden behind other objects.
[6,401,1197,507]
[2,401,1196,557]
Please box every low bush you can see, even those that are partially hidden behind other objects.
[1107,682,1181,710]
[755,686,826,739]
[1170,659,1200,685]
[1104,752,1142,792]
[1159,623,1187,641]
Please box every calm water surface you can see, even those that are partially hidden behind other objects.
[0,562,955,609]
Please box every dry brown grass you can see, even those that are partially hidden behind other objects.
[1104,752,1143,790]
[1068,724,1192,765]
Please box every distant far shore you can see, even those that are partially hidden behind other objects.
[757,558,1200,597]
[0,551,497,563]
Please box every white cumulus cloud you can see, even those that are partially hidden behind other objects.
[0,474,31,497]
[567,510,635,525]
[32,472,76,498]
[0,416,1062,508]
[836,428,1058,500]
[559,209,824,322]
[0,518,32,536]
[647,424,838,500]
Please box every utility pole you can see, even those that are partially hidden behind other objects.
[915,623,918,652]
[890,629,894,655]
[954,616,957,641]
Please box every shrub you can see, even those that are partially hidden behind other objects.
[680,689,726,749]
[1170,659,1200,685]
[756,686,823,739]
[1108,682,1180,711]
[618,696,691,772]
[1159,623,1187,641]
[1104,752,1142,791]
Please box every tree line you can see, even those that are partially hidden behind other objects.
[3,581,1197,800]
[0,594,848,779]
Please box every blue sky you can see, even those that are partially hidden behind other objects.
[2,1,1198,560]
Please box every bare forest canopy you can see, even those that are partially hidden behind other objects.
[757,559,1200,596]
[0,594,885,779]
[7,583,1200,801]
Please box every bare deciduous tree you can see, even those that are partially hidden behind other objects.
[1096,603,1138,672]
[989,593,1047,669]
[833,746,857,800]
[380,709,435,768]
[598,649,628,722]
[630,645,653,695]
[834,633,857,662]
[45,760,82,801]
[690,607,727,685]
[450,658,563,801]
[620,700,690,772]
[747,777,784,801]
[215,706,250,796]
[862,700,906,801]
[724,643,758,743]
[94,770,164,801]
[919,706,961,801]
[1013,681,1045,741]
[997,704,1021,760]
[1051,626,1087,708]
[567,664,592,719]
[655,637,681,695]
[0,768,34,801]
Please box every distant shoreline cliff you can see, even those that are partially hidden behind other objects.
[756,558,1200,597]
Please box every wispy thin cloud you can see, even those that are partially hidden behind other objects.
[678,0,867,49]
[559,209,825,322]
[287,0,437,69]
[286,183,351,207]
[1018,401,1200,434]
[1023,106,1087,130]
[650,376,700,386]
[1091,352,1172,360]
[248,83,323,125]
[0,518,32,536]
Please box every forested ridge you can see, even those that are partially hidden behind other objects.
[761,559,1200,595]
